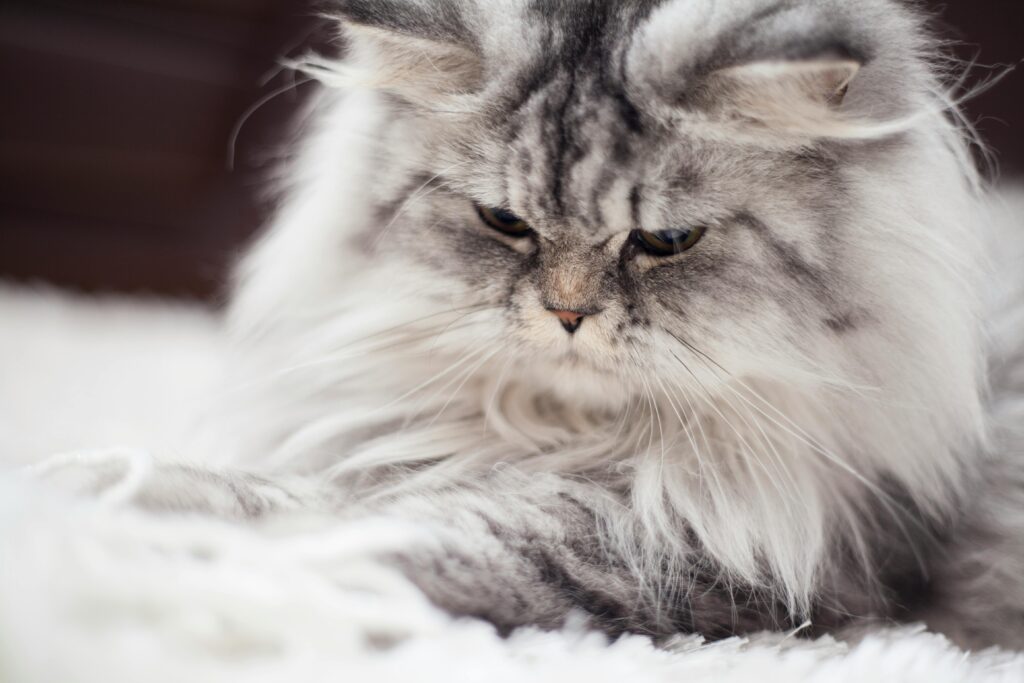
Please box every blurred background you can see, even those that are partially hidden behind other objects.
[1,0,1022,300]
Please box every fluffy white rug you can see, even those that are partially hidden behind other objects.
[1,284,1022,682]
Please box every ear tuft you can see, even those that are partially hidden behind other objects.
[714,60,861,106]
[344,22,483,101]
[704,59,863,135]
[311,0,482,103]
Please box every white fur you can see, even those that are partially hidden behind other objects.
[0,198,1021,672]
[218,51,988,614]
[1,446,1023,682]
[1,0,1021,670]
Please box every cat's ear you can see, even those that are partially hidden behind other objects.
[700,57,862,133]
[329,0,483,101]
[627,1,897,138]
[710,59,860,110]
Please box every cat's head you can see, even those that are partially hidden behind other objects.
[316,0,979,422]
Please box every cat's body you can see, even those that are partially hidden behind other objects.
[186,0,1023,648]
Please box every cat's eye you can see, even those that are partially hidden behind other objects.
[631,226,706,256]
[475,204,533,237]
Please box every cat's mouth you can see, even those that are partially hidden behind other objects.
[555,348,598,370]
[545,347,625,382]
[560,349,583,363]
[520,350,633,412]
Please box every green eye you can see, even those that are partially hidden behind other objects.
[631,226,706,256]
[475,204,533,237]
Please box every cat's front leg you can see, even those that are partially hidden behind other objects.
[30,451,319,520]
[367,472,790,639]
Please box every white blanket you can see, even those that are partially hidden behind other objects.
[1,285,1022,682]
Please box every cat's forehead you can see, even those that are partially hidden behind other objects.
[437,69,743,238]
[498,0,660,51]
[436,5,741,233]
[506,70,644,216]
[420,0,872,234]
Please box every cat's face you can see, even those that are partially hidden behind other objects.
[346,0,926,402]
[227,0,982,605]
[388,106,847,396]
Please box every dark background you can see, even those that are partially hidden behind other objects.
[1,1,1021,299]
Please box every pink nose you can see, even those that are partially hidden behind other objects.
[548,309,585,334]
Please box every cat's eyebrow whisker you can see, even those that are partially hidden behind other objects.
[227,75,316,171]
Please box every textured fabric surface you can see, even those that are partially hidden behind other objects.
[1,284,1022,682]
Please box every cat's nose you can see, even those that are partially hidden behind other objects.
[548,308,585,334]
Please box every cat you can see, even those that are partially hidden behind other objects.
[167,0,1023,648]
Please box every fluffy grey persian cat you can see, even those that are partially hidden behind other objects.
[169,0,1024,649]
